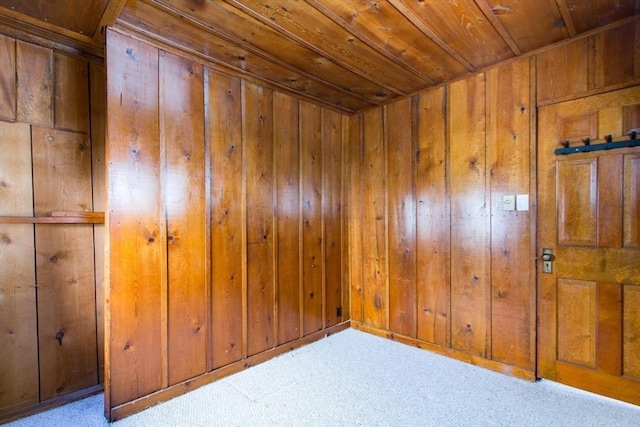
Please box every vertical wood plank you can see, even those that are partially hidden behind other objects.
[341,115,351,321]
[386,98,416,338]
[0,121,38,413]
[597,154,623,248]
[596,282,622,375]
[300,101,324,336]
[348,114,364,323]
[32,128,93,215]
[448,74,488,357]
[594,22,637,89]
[323,108,342,328]
[16,40,53,127]
[558,279,596,368]
[487,59,533,369]
[32,126,97,399]
[209,69,243,368]
[623,154,640,248]
[244,81,275,356]
[0,34,16,121]
[623,284,640,378]
[90,63,106,384]
[415,88,450,346]
[35,224,98,400]
[536,39,589,104]
[274,92,301,345]
[161,52,207,385]
[106,31,163,406]
[54,53,90,133]
[362,108,387,329]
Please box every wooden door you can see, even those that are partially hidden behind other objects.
[538,86,640,405]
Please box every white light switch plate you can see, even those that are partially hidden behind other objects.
[516,194,529,211]
[503,195,516,211]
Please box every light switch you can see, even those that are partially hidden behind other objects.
[503,195,515,211]
[516,194,529,211]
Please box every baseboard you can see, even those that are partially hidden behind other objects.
[351,321,536,381]
[109,321,351,421]
[0,384,104,425]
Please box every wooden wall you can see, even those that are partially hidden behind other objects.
[0,34,105,421]
[104,29,347,420]
[349,19,640,378]
[349,57,536,376]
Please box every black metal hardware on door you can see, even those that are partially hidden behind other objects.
[542,249,553,274]
[555,131,638,155]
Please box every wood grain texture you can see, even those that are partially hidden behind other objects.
[624,153,640,247]
[596,282,622,375]
[323,108,342,328]
[361,108,387,329]
[0,33,16,121]
[0,121,38,414]
[557,158,598,246]
[391,0,512,69]
[537,39,589,104]
[90,63,106,384]
[448,74,488,357]
[386,98,416,338]
[485,0,567,52]
[161,51,207,385]
[623,284,640,379]
[106,30,163,406]
[312,0,468,82]
[32,128,92,216]
[35,224,98,400]
[32,119,98,400]
[274,92,301,345]
[0,121,33,215]
[16,40,52,127]
[597,154,623,248]
[244,81,275,356]
[300,101,324,336]
[54,53,90,133]
[486,58,533,369]
[594,21,639,89]
[209,69,244,368]
[348,114,364,323]
[415,88,450,347]
[557,279,597,367]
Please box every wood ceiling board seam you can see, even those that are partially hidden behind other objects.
[146,0,378,105]
[473,0,522,55]
[483,0,569,52]
[305,0,438,85]
[108,23,357,115]
[225,0,421,96]
[387,0,477,72]
[555,0,578,37]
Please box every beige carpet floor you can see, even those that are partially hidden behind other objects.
[6,328,640,426]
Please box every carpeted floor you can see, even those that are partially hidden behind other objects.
[6,328,640,426]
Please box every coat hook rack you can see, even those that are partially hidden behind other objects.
[555,132,639,155]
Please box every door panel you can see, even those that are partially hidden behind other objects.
[538,86,640,405]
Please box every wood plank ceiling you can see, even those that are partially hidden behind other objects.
[0,0,638,114]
